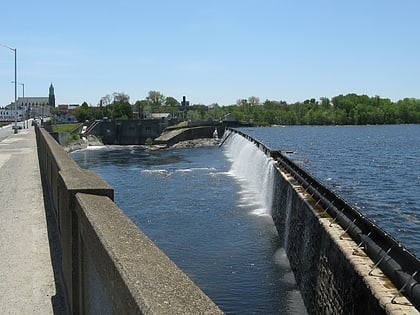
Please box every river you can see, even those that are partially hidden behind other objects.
[70,124,419,314]
[239,124,420,258]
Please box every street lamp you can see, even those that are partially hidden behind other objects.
[1,44,18,133]
[11,81,24,98]
[11,81,25,128]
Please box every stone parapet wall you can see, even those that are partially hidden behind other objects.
[35,127,222,314]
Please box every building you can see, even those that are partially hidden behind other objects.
[150,113,171,129]
[0,108,24,122]
[55,104,79,123]
[49,83,55,107]
[0,83,55,121]
[18,96,50,119]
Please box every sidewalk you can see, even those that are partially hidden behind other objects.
[0,126,67,314]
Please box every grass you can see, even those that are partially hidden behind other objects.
[51,123,83,146]
[52,123,81,133]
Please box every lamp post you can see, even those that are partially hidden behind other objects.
[11,81,24,98]
[1,44,18,133]
[11,81,25,128]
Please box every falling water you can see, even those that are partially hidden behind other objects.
[222,130,308,314]
[222,131,276,217]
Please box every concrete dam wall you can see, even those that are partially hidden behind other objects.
[224,129,420,314]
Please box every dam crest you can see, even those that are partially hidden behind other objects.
[221,128,420,314]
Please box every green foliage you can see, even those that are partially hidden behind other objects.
[73,102,92,122]
[109,101,133,120]
[211,94,420,125]
[146,91,165,112]
[52,123,82,133]
[66,133,80,146]
[145,137,153,145]
[113,92,130,103]
[70,91,420,126]
[133,100,147,118]
[165,96,180,107]
[51,123,81,146]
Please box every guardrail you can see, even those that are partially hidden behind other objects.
[223,128,420,311]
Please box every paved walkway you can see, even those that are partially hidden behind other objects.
[0,126,67,314]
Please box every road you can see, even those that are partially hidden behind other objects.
[0,123,12,142]
[0,120,34,142]
[0,124,67,314]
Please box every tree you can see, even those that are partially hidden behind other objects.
[190,104,208,120]
[236,99,247,107]
[165,96,180,107]
[110,101,133,119]
[147,91,165,111]
[113,92,130,103]
[73,102,93,122]
[99,95,112,107]
[133,100,147,118]
[248,96,260,106]
[320,97,331,109]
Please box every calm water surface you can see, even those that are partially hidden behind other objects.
[240,124,420,257]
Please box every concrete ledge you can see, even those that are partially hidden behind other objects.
[154,126,223,147]
[75,193,222,314]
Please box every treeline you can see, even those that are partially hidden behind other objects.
[216,94,420,125]
[72,92,420,125]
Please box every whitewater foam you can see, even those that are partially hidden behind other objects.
[223,131,275,216]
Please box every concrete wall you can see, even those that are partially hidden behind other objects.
[154,125,223,147]
[92,119,177,145]
[50,132,69,146]
[94,120,245,146]
[36,127,222,315]
[271,158,417,314]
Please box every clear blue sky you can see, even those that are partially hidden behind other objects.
[1,0,419,106]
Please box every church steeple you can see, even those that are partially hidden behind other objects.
[49,83,55,107]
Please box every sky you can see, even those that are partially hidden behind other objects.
[1,0,419,107]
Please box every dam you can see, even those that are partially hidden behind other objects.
[223,128,420,314]
[37,125,420,314]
